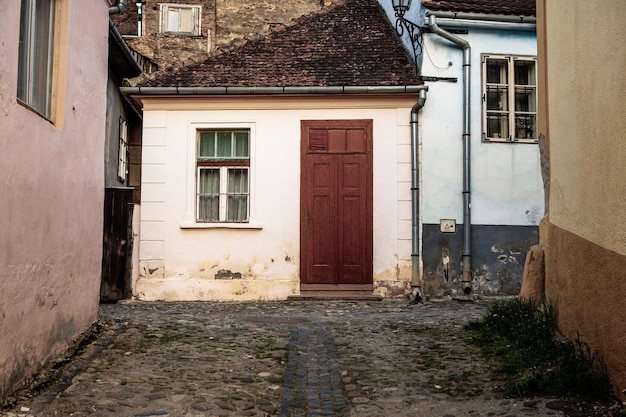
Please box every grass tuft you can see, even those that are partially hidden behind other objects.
[465,298,614,402]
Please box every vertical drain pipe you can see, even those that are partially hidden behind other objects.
[411,89,428,293]
[428,14,473,294]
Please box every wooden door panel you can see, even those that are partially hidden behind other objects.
[301,120,373,288]
[338,156,367,284]
[310,195,333,282]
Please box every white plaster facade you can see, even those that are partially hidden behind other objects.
[134,95,421,300]
[0,1,108,401]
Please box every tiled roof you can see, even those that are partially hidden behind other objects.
[109,1,140,36]
[140,0,420,88]
[422,0,535,17]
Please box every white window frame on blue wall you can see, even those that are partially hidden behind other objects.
[482,54,537,143]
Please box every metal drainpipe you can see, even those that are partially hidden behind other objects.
[428,14,473,294]
[109,0,127,15]
[411,89,428,291]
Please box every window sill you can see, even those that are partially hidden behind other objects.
[180,222,263,230]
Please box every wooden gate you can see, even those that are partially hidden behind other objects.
[300,120,373,295]
[100,187,134,302]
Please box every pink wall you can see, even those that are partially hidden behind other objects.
[0,1,108,402]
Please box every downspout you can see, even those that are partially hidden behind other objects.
[427,14,473,294]
[411,89,428,294]
[109,0,127,15]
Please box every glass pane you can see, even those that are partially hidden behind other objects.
[216,132,232,157]
[514,60,536,86]
[227,168,249,193]
[197,169,219,222]
[234,132,249,158]
[179,8,192,33]
[227,196,248,222]
[487,113,509,139]
[167,9,179,32]
[17,0,55,118]
[515,87,536,112]
[486,59,508,84]
[226,168,249,222]
[198,132,215,158]
[486,86,509,111]
[17,0,32,102]
[515,115,537,140]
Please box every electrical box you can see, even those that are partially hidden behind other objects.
[440,219,456,233]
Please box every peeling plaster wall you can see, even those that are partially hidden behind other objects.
[136,98,418,300]
[422,224,538,297]
[0,1,107,403]
[419,23,543,296]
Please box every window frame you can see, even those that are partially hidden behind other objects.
[196,129,251,224]
[118,117,128,182]
[481,54,537,144]
[17,0,56,120]
[159,4,201,36]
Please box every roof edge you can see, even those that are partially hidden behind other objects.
[121,85,428,96]
[425,10,536,24]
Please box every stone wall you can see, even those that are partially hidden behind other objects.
[115,0,342,76]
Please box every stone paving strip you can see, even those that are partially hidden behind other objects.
[280,325,348,417]
[1,299,619,417]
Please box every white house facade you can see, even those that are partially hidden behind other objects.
[132,95,424,300]
[124,0,427,301]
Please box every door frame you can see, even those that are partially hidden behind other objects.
[299,119,373,293]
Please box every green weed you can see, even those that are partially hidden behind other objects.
[465,298,614,402]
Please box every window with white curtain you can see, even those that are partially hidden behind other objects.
[196,130,250,223]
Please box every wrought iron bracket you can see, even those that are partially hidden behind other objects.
[394,15,425,75]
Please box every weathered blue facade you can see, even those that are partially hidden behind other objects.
[382,0,543,297]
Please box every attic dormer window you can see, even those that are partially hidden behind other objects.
[159,4,201,36]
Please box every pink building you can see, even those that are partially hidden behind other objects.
[0,0,110,403]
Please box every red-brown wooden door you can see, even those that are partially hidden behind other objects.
[300,120,373,292]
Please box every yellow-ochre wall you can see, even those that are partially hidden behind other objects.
[537,0,626,400]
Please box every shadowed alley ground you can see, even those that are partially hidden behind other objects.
[1,299,621,417]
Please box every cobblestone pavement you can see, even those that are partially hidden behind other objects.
[1,299,622,417]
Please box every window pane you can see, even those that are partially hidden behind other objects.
[199,131,215,158]
[167,9,179,32]
[216,132,232,157]
[514,60,536,86]
[515,115,537,140]
[487,114,509,139]
[515,87,536,112]
[227,168,249,193]
[197,168,219,222]
[17,0,55,118]
[234,132,249,158]
[486,59,508,84]
[227,196,248,222]
[179,8,192,33]
[226,168,249,222]
[486,86,509,111]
